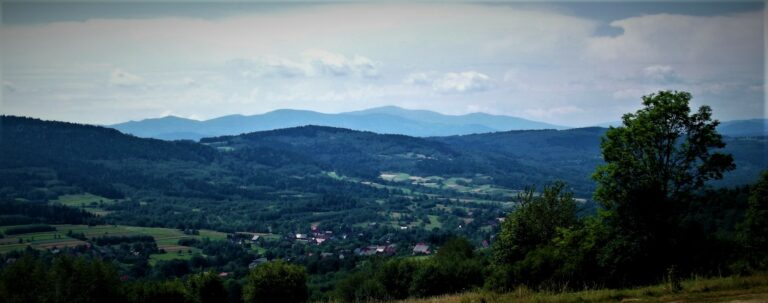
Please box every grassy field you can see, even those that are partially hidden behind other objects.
[149,248,201,266]
[400,275,768,303]
[51,193,116,215]
[0,224,227,260]
[425,215,442,230]
[0,229,87,253]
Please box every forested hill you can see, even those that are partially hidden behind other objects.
[201,125,463,179]
[0,115,216,163]
[0,116,219,200]
[0,115,765,232]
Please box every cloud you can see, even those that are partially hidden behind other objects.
[302,49,379,78]
[403,72,436,85]
[643,65,681,83]
[3,81,17,93]
[587,11,762,68]
[523,106,585,120]
[1,3,762,126]
[433,72,493,94]
[109,69,144,87]
[227,50,379,79]
[405,71,494,94]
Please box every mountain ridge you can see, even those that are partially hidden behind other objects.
[110,106,566,140]
[110,106,767,140]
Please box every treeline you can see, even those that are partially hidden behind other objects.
[0,200,103,226]
[3,224,56,235]
[0,252,308,303]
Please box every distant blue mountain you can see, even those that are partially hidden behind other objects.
[717,119,768,137]
[110,107,767,140]
[109,106,568,140]
[592,119,767,137]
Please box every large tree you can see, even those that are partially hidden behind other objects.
[593,90,734,283]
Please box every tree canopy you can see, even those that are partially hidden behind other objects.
[593,90,735,283]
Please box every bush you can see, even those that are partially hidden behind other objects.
[243,260,307,303]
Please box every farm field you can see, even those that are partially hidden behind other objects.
[51,193,117,216]
[0,224,227,259]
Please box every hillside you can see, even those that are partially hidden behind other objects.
[1,116,766,234]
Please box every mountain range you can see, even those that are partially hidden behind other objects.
[109,106,568,140]
[110,106,767,140]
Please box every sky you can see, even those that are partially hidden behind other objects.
[0,1,765,127]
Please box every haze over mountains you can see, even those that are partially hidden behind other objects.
[110,106,767,140]
[109,106,568,140]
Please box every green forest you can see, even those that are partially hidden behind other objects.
[1,91,767,302]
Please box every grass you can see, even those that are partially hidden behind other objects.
[0,228,88,253]
[52,193,114,207]
[149,249,200,266]
[425,215,442,230]
[51,193,116,216]
[398,275,768,303]
[0,224,228,258]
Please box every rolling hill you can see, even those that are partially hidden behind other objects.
[1,115,766,233]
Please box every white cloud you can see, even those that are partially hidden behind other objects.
[227,50,379,79]
[302,49,379,78]
[643,65,681,83]
[405,71,494,94]
[109,69,144,87]
[433,71,493,94]
[403,72,436,85]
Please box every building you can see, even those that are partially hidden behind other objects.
[412,242,430,255]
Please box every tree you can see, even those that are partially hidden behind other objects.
[593,90,734,284]
[741,170,768,268]
[186,271,227,303]
[376,259,417,300]
[493,182,578,265]
[243,260,307,303]
[490,182,579,289]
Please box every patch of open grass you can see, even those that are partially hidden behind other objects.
[52,193,114,207]
[149,250,199,266]
[398,275,768,303]
[425,215,442,230]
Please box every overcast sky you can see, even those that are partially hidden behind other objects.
[1,1,765,127]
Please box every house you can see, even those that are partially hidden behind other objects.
[354,245,380,256]
[384,244,398,254]
[355,244,398,256]
[295,233,308,239]
[251,235,260,242]
[412,242,430,255]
